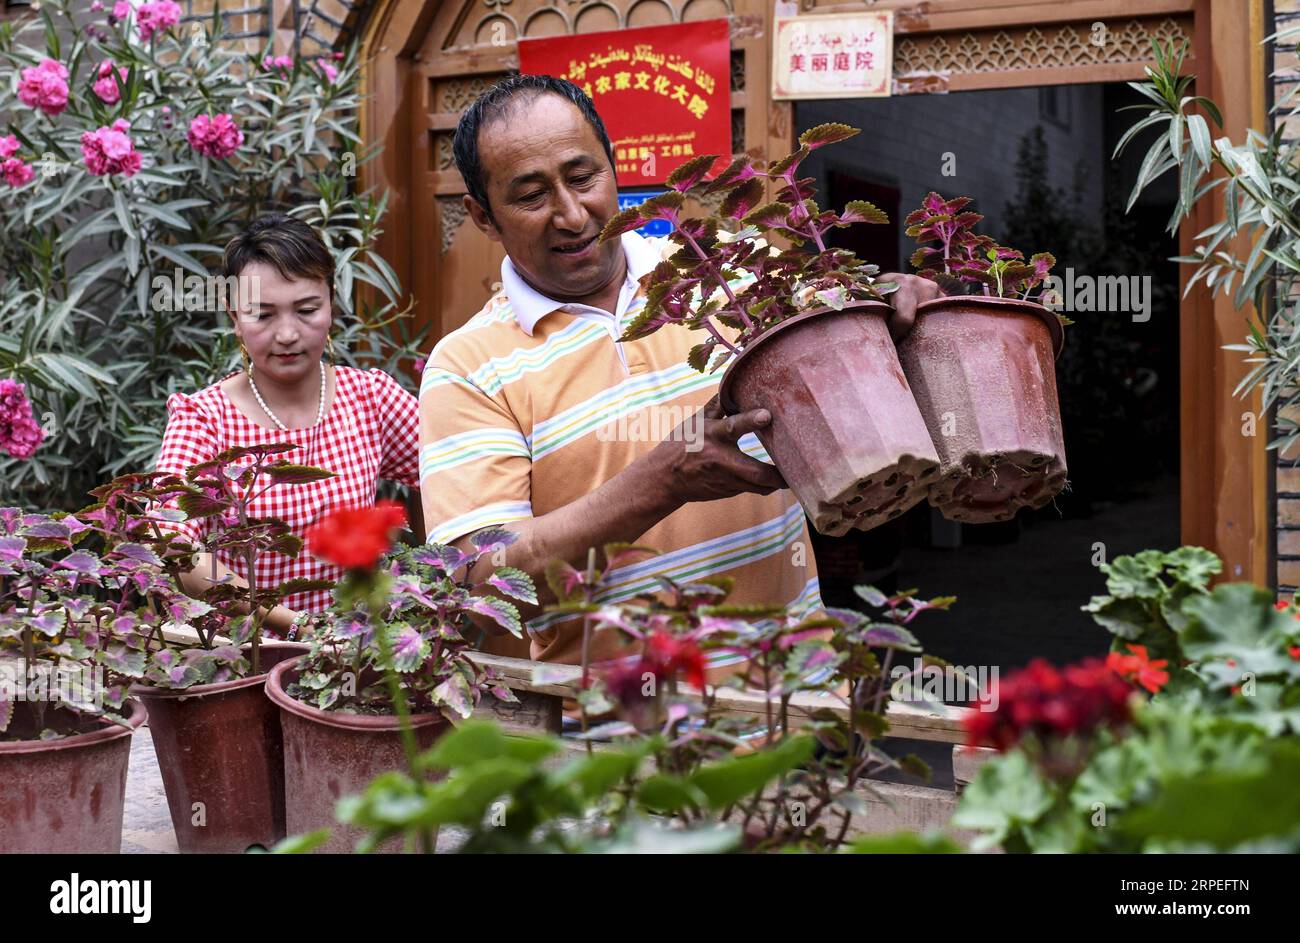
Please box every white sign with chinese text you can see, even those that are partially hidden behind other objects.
[771,11,894,100]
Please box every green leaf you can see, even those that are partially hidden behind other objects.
[420,720,558,770]
[267,829,332,853]
[688,735,816,810]
[845,832,962,854]
[546,741,653,800]
[148,243,209,278]
[1120,739,1300,847]
[950,750,1054,851]
[635,774,708,813]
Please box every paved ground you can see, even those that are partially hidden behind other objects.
[121,726,179,854]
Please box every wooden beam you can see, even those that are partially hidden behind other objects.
[466,651,973,744]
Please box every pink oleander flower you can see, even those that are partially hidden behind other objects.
[1,159,35,189]
[0,379,46,460]
[187,113,243,159]
[81,119,142,178]
[92,0,104,11]
[93,61,129,104]
[262,54,294,73]
[110,1,132,20]
[314,58,339,83]
[137,1,181,41]
[18,59,70,117]
[0,135,19,160]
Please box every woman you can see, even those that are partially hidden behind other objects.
[156,214,420,635]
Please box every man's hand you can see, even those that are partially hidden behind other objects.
[878,272,943,341]
[647,394,786,505]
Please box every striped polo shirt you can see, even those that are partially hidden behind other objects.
[418,230,822,668]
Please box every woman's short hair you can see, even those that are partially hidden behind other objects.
[221,214,335,297]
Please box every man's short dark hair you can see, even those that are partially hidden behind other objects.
[222,213,335,298]
[453,74,616,220]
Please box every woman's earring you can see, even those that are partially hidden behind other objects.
[239,340,252,374]
[327,334,337,364]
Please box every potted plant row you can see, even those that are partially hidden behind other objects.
[82,445,332,854]
[600,125,1067,532]
[309,543,958,854]
[264,511,534,853]
[0,509,148,854]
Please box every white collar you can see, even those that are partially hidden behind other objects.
[501,230,662,336]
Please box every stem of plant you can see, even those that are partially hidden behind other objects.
[580,545,596,755]
[678,227,754,334]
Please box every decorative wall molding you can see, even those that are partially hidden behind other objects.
[895,18,1191,78]
[436,195,469,254]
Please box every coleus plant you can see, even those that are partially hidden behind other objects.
[80,443,336,686]
[532,544,952,851]
[287,527,537,722]
[0,508,151,738]
[599,123,898,373]
[906,191,1057,302]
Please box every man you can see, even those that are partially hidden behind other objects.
[420,75,937,668]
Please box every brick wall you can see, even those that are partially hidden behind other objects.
[1276,0,1296,597]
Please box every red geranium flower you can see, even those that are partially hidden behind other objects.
[1105,643,1170,694]
[963,657,1134,752]
[305,501,407,570]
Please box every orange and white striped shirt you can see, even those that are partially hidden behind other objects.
[418,231,821,667]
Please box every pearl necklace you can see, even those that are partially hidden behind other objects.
[247,361,327,431]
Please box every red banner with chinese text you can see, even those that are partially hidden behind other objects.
[518,19,732,187]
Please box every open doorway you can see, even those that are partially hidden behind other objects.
[796,82,1181,672]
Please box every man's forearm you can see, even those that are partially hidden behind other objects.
[457,451,683,624]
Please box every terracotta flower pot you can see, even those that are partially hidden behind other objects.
[896,295,1067,523]
[130,641,310,854]
[719,302,941,536]
[265,658,450,854]
[0,698,146,854]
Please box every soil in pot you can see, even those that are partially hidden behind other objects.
[719,302,941,536]
[130,640,310,854]
[0,698,146,854]
[265,658,450,854]
[896,296,1067,524]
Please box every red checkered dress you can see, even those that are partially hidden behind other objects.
[155,366,420,614]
